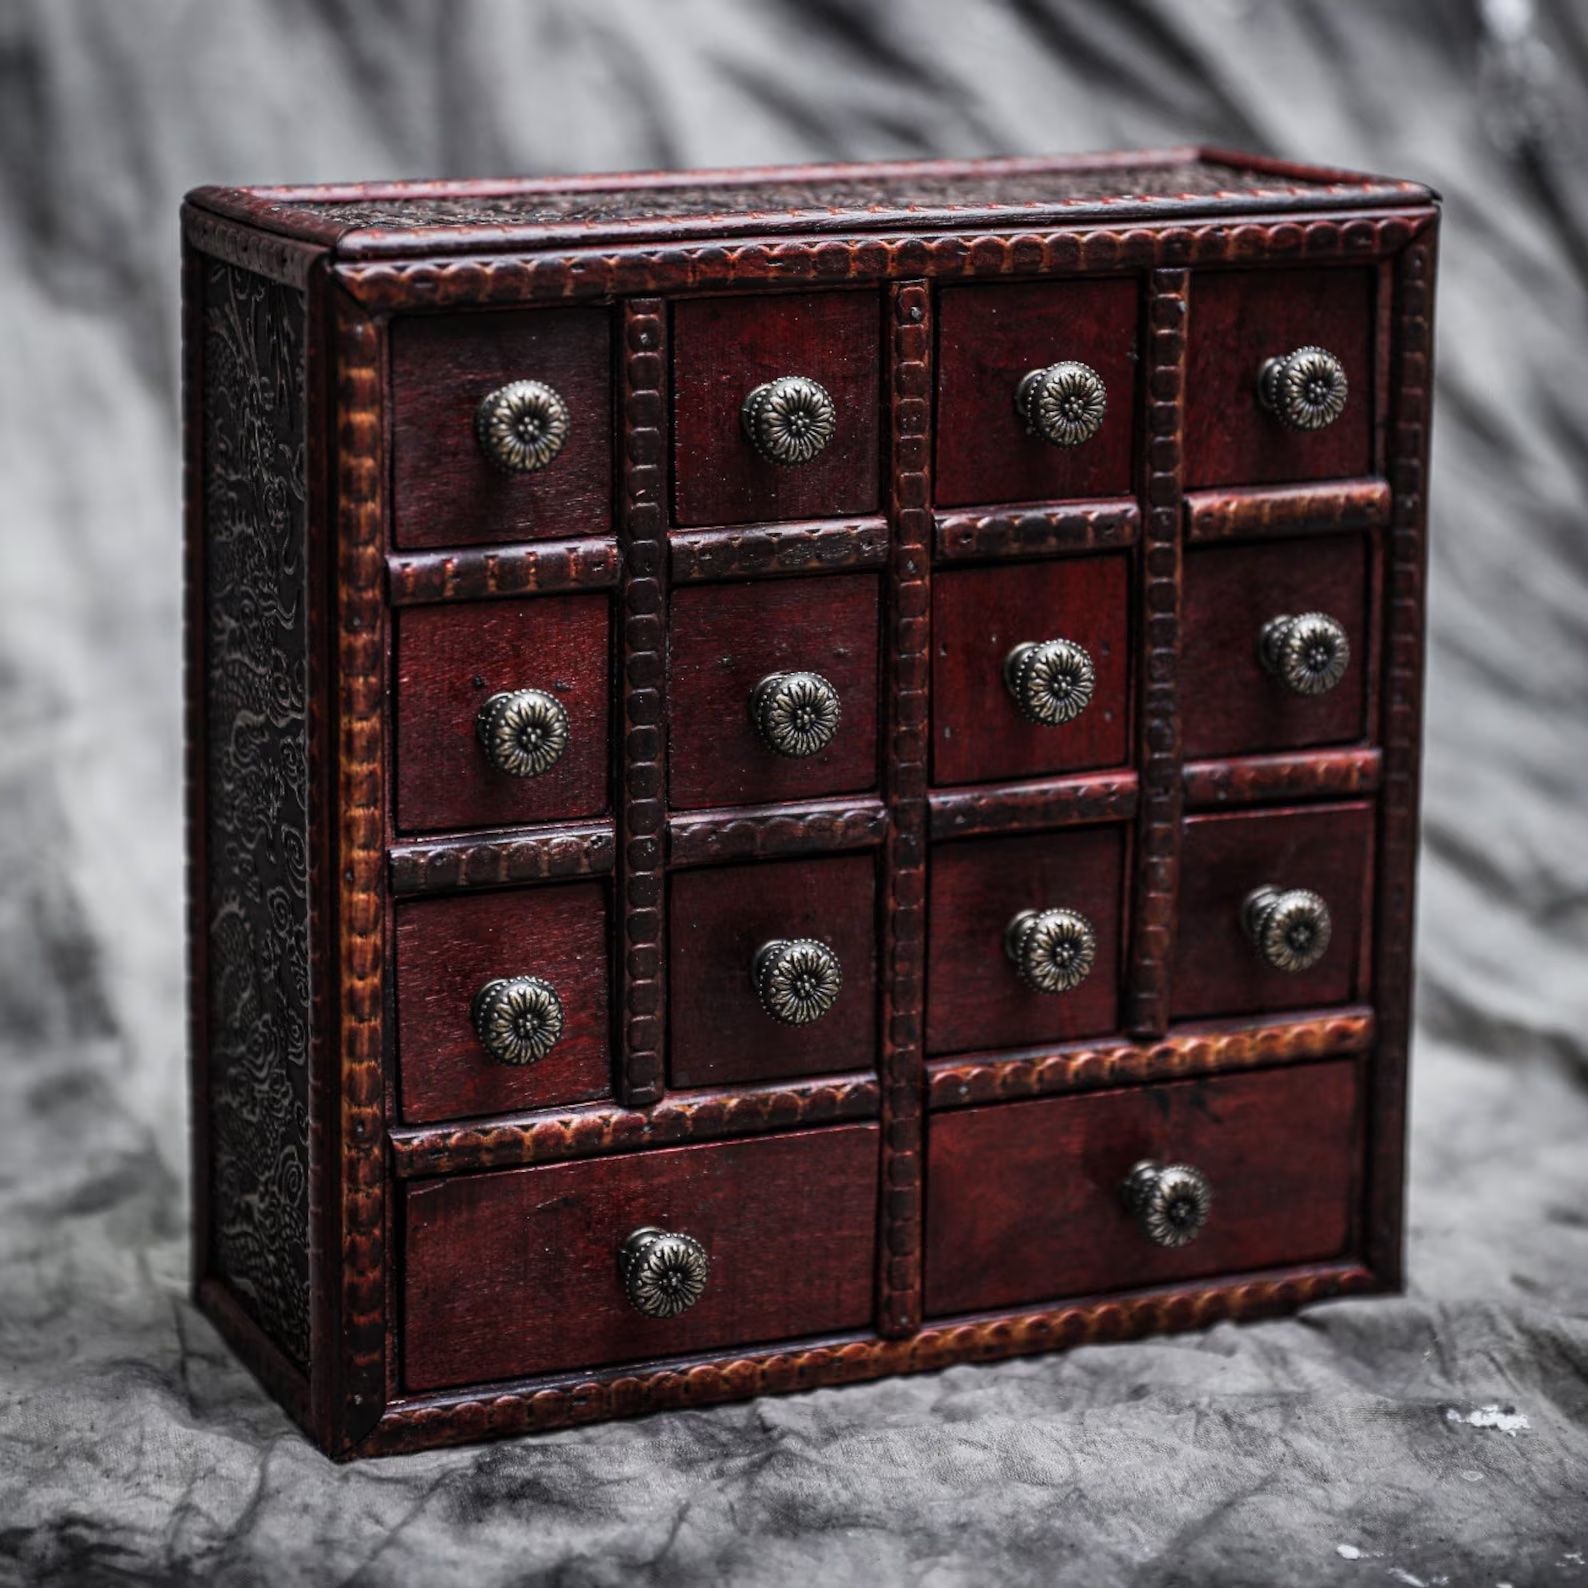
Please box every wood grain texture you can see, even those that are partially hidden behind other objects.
[387,538,620,606]
[1184,477,1390,542]
[924,1060,1360,1316]
[934,279,1138,507]
[930,555,1131,786]
[669,517,888,583]
[388,824,616,896]
[667,798,887,869]
[403,1124,879,1390]
[390,307,611,548]
[667,574,881,811]
[934,498,1139,563]
[1183,748,1381,810]
[667,853,878,1089]
[929,770,1138,840]
[672,290,883,528]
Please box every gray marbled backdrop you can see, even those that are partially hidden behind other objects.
[1,2,1586,1583]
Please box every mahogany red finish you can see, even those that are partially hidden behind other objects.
[183,150,1437,1458]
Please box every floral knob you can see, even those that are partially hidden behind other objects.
[1004,908,1097,995]
[1121,1160,1213,1248]
[470,976,564,1066]
[1003,639,1096,727]
[741,375,837,466]
[749,670,842,758]
[476,689,570,779]
[1258,345,1349,431]
[753,938,843,1025]
[474,379,571,472]
[1015,361,1108,447]
[1260,612,1351,697]
[1242,885,1333,973]
[619,1227,710,1319]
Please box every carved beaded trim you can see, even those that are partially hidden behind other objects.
[753,938,844,1025]
[476,689,570,778]
[470,977,565,1066]
[749,670,843,758]
[474,379,570,472]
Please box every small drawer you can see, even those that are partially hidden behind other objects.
[403,1123,879,1390]
[1185,268,1374,489]
[935,279,1138,509]
[396,882,610,1125]
[395,593,610,834]
[925,1060,1359,1317]
[931,554,1130,787]
[672,291,883,529]
[1183,534,1370,760]
[927,826,1125,1057]
[669,854,877,1089]
[391,308,612,549]
[668,574,880,811]
[1172,803,1373,1022]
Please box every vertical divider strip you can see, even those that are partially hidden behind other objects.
[878,281,932,1336]
[618,299,669,1107]
[1126,267,1188,1038]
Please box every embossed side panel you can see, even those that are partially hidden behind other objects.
[200,260,311,1368]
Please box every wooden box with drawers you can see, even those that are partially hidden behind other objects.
[183,149,1438,1458]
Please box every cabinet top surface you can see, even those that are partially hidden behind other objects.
[188,147,1436,258]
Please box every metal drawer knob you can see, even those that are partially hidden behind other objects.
[476,688,570,778]
[750,670,842,758]
[753,938,843,1025]
[1122,1160,1212,1248]
[475,378,571,472]
[1004,908,1097,995]
[1258,345,1349,431]
[1015,360,1108,447]
[1243,885,1333,972]
[619,1227,710,1319]
[741,374,836,466]
[1260,612,1351,697]
[1004,639,1096,726]
[471,976,564,1066]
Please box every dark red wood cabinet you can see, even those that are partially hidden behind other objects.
[184,150,1437,1458]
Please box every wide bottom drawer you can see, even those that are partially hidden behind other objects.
[925,1061,1359,1317]
[403,1124,879,1392]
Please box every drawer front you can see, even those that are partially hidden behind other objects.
[672,290,883,529]
[935,278,1138,509]
[668,574,880,811]
[396,883,610,1124]
[1185,267,1373,489]
[1172,804,1373,1022]
[391,308,612,549]
[925,1060,1359,1316]
[395,594,610,834]
[403,1124,879,1390]
[669,854,877,1089]
[927,827,1125,1056]
[1183,534,1370,760]
[931,555,1130,787]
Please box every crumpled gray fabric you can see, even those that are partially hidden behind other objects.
[2,2,1587,1584]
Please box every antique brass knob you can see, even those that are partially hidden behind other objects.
[1004,908,1097,995]
[1121,1160,1213,1248]
[1243,885,1333,972]
[475,378,571,472]
[749,670,842,758]
[619,1227,710,1319]
[753,938,843,1025]
[1015,360,1108,447]
[741,374,836,465]
[476,689,570,778]
[1259,612,1351,697]
[1258,345,1348,431]
[470,976,564,1066]
[1003,639,1096,726]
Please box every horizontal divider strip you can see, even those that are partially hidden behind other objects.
[935,498,1140,563]
[388,1071,881,1178]
[1182,747,1381,809]
[669,516,889,583]
[667,797,888,868]
[387,536,621,605]
[929,770,1138,840]
[1183,477,1390,543]
[927,1006,1374,1110]
[389,821,616,895]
